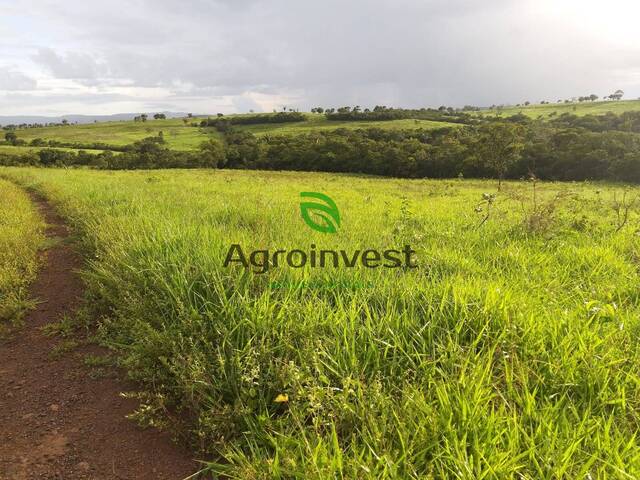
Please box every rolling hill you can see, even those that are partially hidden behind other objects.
[2,100,640,157]
[479,99,640,119]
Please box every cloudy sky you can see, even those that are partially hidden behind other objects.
[1,0,639,115]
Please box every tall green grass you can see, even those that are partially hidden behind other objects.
[4,167,640,478]
[0,178,44,324]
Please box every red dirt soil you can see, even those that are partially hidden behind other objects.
[0,192,201,479]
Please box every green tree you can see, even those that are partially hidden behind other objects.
[474,122,525,189]
[610,90,624,101]
[4,131,17,145]
[199,139,226,168]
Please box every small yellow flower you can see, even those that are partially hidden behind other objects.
[274,393,289,403]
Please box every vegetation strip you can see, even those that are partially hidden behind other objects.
[0,178,43,328]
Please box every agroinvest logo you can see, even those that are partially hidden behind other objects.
[223,192,417,274]
[299,191,341,233]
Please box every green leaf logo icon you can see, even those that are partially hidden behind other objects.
[300,192,341,234]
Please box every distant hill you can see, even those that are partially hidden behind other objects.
[0,112,205,126]
[4,100,640,154]
[3,113,460,152]
[477,99,640,119]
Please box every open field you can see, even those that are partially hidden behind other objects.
[0,179,43,325]
[5,114,460,152]
[0,145,107,156]
[480,99,640,119]
[9,117,223,151]
[3,167,640,478]
[232,114,460,136]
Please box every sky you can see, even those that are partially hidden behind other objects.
[0,0,639,115]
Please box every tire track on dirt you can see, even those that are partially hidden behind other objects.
[0,189,200,480]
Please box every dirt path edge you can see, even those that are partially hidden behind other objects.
[0,188,200,480]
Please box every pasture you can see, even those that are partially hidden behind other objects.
[0,145,106,156]
[3,166,640,478]
[6,114,460,152]
[480,99,640,119]
[10,117,223,151]
[232,114,460,136]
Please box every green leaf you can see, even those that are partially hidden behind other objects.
[299,192,341,234]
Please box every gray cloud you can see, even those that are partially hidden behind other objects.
[1,0,639,114]
[0,68,37,90]
[32,48,108,80]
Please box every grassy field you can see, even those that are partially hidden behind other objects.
[0,178,44,326]
[480,99,640,119]
[3,167,640,478]
[0,145,107,156]
[233,114,460,137]
[6,114,460,154]
[11,117,222,151]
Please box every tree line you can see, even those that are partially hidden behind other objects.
[549,111,640,133]
[0,136,225,170]
[196,107,474,128]
[320,106,474,124]
[200,112,306,130]
[216,122,640,182]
